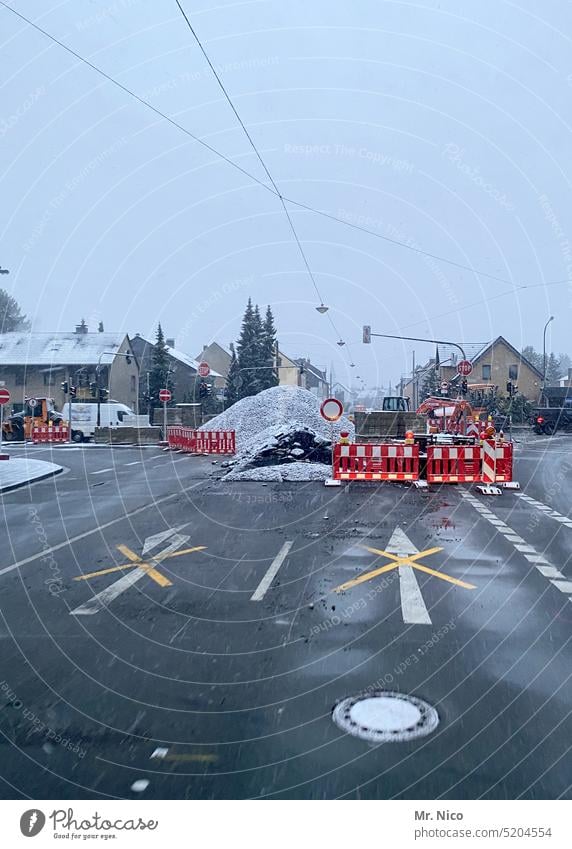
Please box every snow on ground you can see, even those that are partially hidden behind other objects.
[200,386,353,481]
[223,462,331,482]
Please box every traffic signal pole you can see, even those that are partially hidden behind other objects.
[363,328,466,361]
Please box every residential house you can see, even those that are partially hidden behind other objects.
[0,323,138,413]
[404,336,544,406]
[276,349,304,387]
[131,334,221,410]
[195,342,232,390]
[295,358,329,400]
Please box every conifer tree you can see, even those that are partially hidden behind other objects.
[0,289,29,332]
[236,298,260,398]
[260,305,278,390]
[148,323,174,409]
[225,343,241,407]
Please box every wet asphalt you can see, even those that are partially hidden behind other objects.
[0,437,570,800]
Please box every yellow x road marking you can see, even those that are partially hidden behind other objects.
[335,544,476,593]
[74,544,206,587]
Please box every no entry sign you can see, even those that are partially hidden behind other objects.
[198,362,210,378]
[159,388,172,402]
[320,397,343,422]
[457,359,473,377]
[0,388,10,405]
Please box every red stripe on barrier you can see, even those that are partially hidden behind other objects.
[32,426,69,443]
[333,443,419,481]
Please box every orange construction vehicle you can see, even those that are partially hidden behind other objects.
[416,396,474,435]
[1,397,65,442]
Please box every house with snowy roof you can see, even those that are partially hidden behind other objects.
[131,333,221,409]
[0,321,138,412]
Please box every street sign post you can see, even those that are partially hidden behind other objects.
[457,359,473,377]
[198,362,210,378]
[0,387,10,447]
[159,388,171,439]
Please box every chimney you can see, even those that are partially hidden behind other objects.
[166,338,175,348]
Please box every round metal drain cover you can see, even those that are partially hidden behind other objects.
[332,690,439,742]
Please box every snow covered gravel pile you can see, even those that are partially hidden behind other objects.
[223,462,332,482]
[200,386,353,480]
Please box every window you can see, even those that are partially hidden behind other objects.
[15,370,25,386]
[509,364,518,380]
[130,375,136,392]
[482,364,491,380]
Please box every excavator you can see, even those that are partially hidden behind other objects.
[416,395,476,435]
[1,397,65,441]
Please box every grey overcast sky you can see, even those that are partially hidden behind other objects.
[1,0,571,389]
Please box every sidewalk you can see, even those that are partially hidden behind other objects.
[0,458,64,493]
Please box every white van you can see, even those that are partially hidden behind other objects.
[70,402,136,442]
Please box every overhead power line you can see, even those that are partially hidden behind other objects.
[3,1,570,297]
[173,0,334,331]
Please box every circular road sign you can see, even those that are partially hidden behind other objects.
[457,359,473,377]
[159,388,172,403]
[28,397,38,409]
[198,362,210,378]
[320,397,343,422]
[0,387,10,405]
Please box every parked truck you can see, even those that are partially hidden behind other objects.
[533,399,572,435]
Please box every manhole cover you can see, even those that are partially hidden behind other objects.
[332,690,439,742]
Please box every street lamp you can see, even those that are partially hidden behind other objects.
[542,315,554,402]
[337,339,345,347]
[315,303,329,314]
[0,267,9,275]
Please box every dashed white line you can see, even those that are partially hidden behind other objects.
[515,493,572,528]
[125,461,141,466]
[251,541,293,601]
[91,468,113,475]
[461,490,569,596]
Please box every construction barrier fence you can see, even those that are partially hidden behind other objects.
[333,441,514,485]
[333,443,419,481]
[167,427,236,455]
[32,426,69,443]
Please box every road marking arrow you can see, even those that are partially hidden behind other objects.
[334,526,475,624]
[71,530,191,616]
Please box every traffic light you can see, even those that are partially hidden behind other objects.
[61,381,69,394]
[90,382,98,397]
[363,325,371,344]
[98,387,109,402]
[506,381,517,397]
[69,385,77,398]
[461,379,468,396]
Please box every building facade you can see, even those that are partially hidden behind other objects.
[195,342,232,390]
[0,324,138,413]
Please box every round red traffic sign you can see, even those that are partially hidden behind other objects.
[159,388,171,402]
[320,397,343,422]
[457,359,473,377]
[0,388,10,405]
[198,361,210,378]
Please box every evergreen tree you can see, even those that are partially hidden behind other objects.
[419,367,439,401]
[148,323,174,410]
[225,343,241,407]
[260,305,278,390]
[545,352,562,384]
[236,298,262,398]
[0,289,30,332]
[521,345,543,372]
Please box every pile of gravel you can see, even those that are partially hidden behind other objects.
[200,386,353,480]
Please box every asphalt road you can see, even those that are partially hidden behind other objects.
[0,437,571,800]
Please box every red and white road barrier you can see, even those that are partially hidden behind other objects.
[426,444,482,484]
[333,443,419,481]
[32,426,69,443]
[481,439,513,483]
[167,427,236,455]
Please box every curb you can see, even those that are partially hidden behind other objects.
[0,464,64,495]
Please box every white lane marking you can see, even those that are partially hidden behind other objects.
[251,541,294,601]
[461,490,569,600]
[0,480,205,579]
[150,747,169,759]
[91,468,113,475]
[386,527,432,625]
[125,461,141,466]
[515,493,572,527]
[550,580,572,594]
[71,533,189,615]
